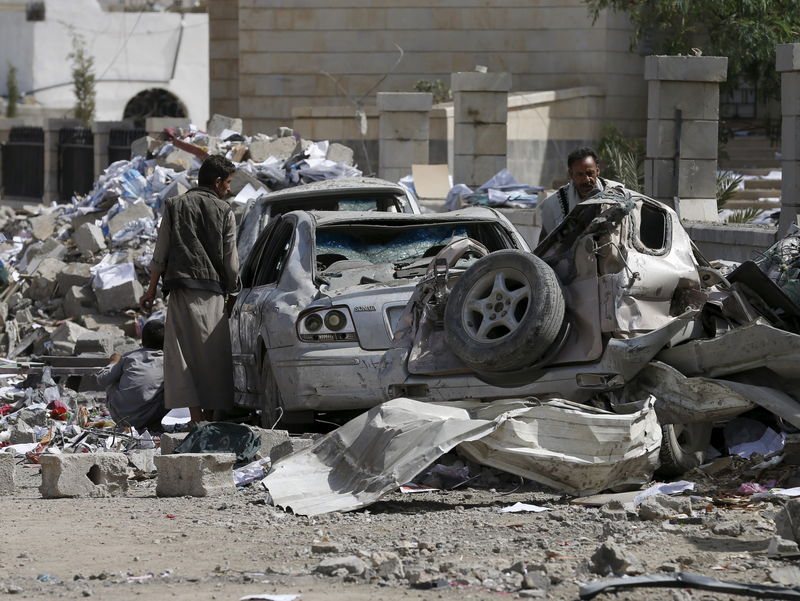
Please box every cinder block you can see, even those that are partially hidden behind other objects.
[646,119,719,160]
[248,427,290,460]
[270,437,315,462]
[56,263,93,291]
[95,279,144,314]
[379,115,430,142]
[776,43,800,73]
[26,257,68,301]
[644,55,728,82]
[377,92,433,112]
[454,123,507,156]
[39,453,128,498]
[454,92,508,124]
[153,453,236,497]
[107,203,154,238]
[207,113,243,137]
[64,286,98,320]
[73,223,107,255]
[159,432,189,455]
[781,116,800,161]
[451,72,511,93]
[647,81,721,121]
[781,74,800,116]
[0,452,15,495]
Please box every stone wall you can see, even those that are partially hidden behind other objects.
[209,0,240,120]
[225,1,646,138]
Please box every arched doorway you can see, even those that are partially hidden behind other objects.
[123,88,188,128]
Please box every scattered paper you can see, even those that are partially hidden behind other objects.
[499,502,551,513]
[633,480,695,506]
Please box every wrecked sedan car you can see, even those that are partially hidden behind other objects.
[235,176,420,262]
[399,187,800,475]
[228,207,559,428]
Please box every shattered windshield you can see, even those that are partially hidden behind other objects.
[316,225,470,266]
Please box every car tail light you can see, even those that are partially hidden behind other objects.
[297,307,358,342]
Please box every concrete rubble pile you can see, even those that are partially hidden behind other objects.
[0,115,360,476]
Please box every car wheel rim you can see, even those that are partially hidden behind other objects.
[462,267,530,343]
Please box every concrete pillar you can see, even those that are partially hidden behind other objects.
[43,118,82,204]
[451,72,511,189]
[644,56,728,222]
[777,43,800,236]
[377,92,432,183]
[93,121,132,180]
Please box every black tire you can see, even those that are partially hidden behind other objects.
[656,422,712,477]
[444,250,565,373]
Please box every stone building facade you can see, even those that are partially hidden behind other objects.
[209,0,647,141]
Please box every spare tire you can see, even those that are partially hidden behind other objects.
[444,250,565,373]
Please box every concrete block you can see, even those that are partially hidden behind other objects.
[159,147,196,171]
[648,81,721,121]
[74,331,113,355]
[130,135,155,159]
[454,123,507,156]
[23,238,68,271]
[39,453,129,498]
[379,115,430,142]
[207,113,243,137]
[676,198,719,222]
[377,92,433,112]
[454,154,507,188]
[249,136,297,162]
[645,55,728,82]
[80,314,136,337]
[646,158,718,200]
[781,74,800,116]
[646,119,719,160]
[107,202,155,238]
[56,263,93,291]
[0,453,15,495]
[326,143,354,166]
[49,320,94,355]
[9,419,37,444]
[160,432,189,455]
[154,453,236,497]
[454,92,508,124]
[777,43,800,72]
[248,427,290,459]
[95,279,144,314]
[73,223,107,255]
[29,213,56,241]
[451,71,511,92]
[270,437,315,462]
[781,116,800,161]
[26,258,68,301]
[775,498,800,543]
[229,168,268,197]
[379,140,428,171]
[64,286,97,320]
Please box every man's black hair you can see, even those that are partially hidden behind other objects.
[567,146,599,168]
[198,154,236,187]
[142,320,165,351]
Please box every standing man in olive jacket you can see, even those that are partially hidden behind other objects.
[140,154,240,423]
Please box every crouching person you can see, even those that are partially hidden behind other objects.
[96,320,168,431]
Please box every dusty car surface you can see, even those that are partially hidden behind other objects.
[228,207,560,428]
[400,187,800,475]
[235,176,420,262]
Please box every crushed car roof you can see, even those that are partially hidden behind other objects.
[257,176,408,203]
[299,207,507,226]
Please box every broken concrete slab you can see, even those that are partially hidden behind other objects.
[775,499,800,544]
[207,113,242,138]
[26,257,68,300]
[153,453,236,497]
[64,286,98,320]
[0,452,15,495]
[159,432,188,456]
[270,436,314,462]
[56,263,94,291]
[158,147,195,171]
[73,222,107,255]
[247,427,290,460]
[39,453,129,498]
[590,540,644,576]
[107,202,154,238]
[326,143,355,166]
[49,321,94,356]
[638,494,693,521]
[249,136,297,162]
[29,213,56,241]
[95,279,144,314]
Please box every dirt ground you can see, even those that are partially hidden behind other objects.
[2,455,799,601]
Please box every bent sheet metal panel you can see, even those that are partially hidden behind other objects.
[262,397,661,516]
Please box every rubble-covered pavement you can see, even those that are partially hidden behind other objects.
[2,120,800,600]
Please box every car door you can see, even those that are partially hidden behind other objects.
[231,215,296,406]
